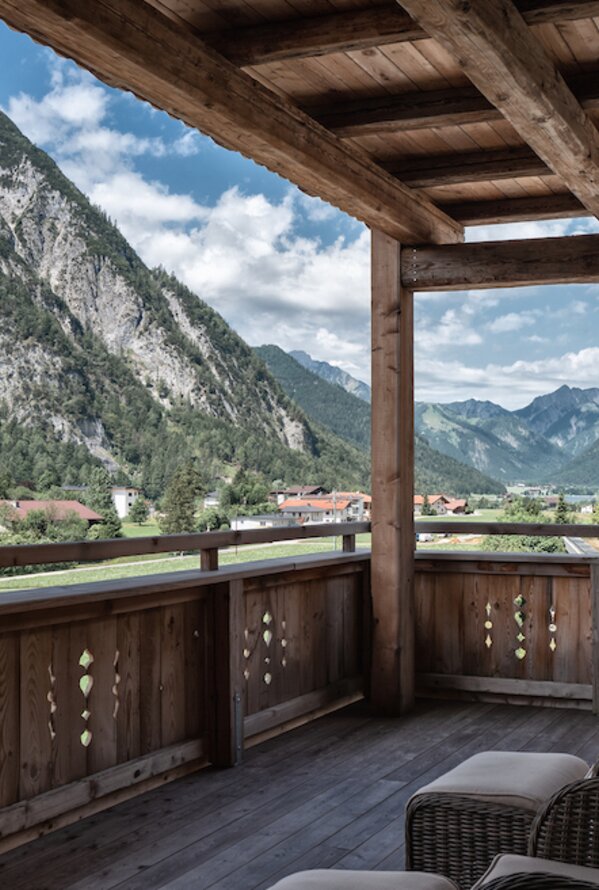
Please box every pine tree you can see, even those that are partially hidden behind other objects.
[421,494,434,516]
[554,492,571,525]
[85,467,122,538]
[160,462,204,534]
[128,496,149,525]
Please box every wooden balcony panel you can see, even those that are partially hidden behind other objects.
[1,697,599,888]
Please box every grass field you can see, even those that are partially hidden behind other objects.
[0,537,368,592]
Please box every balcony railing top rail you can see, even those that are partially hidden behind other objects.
[0,520,370,568]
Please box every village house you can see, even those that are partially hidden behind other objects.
[230,514,299,532]
[0,499,102,528]
[414,494,468,516]
[111,486,141,519]
[278,491,371,523]
[270,484,327,506]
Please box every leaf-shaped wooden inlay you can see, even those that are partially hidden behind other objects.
[515,647,526,660]
[514,611,525,627]
[263,629,273,646]
[79,648,94,669]
[264,672,272,685]
[263,612,273,625]
[80,729,93,747]
[550,638,557,652]
[79,674,94,698]
[485,634,492,649]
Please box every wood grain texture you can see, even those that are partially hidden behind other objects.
[208,1,599,66]
[0,522,370,569]
[402,234,599,291]
[0,634,19,807]
[399,0,599,219]
[310,71,599,136]
[0,0,462,245]
[443,192,587,225]
[370,230,415,715]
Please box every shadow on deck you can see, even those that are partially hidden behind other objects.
[1,699,598,889]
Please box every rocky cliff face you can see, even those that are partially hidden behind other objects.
[0,111,369,494]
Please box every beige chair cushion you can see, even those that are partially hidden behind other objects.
[410,751,588,812]
[474,854,599,887]
[268,870,459,889]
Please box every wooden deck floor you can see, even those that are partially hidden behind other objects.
[2,699,599,889]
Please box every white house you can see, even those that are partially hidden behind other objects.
[231,514,299,531]
[278,497,353,524]
[111,486,140,519]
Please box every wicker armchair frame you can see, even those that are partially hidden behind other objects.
[405,793,535,889]
[481,874,599,890]
[528,776,599,869]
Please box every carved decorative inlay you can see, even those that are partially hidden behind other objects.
[549,605,557,652]
[243,628,251,682]
[281,619,288,668]
[513,594,527,660]
[79,648,94,747]
[484,602,493,649]
[264,672,272,685]
[47,663,57,741]
[112,649,121,720]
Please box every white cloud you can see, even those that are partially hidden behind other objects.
[487,311,537,333]
[417,346,599,408]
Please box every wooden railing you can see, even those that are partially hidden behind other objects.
[0,523,370,853]
[1,518,598,852]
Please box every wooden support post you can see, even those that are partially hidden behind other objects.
[212,580,244,766]
[342,534,356,553]
[201,548,219,572]
[370,229,415,716]
[591,561,599,715]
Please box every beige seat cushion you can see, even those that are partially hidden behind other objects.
[474,854,599,887]
[268,870,459,889]
[410,751,588,812]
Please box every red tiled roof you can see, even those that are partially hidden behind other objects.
[414,494,447,506]
[444,499,467,511]
[0,500,103,521]
[279,498,352,512]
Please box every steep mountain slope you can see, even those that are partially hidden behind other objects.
[555,439,599,487]
[255,345,370,450]
[515,385,599,456]
[258,346,504,495]
[289,349,371,403]
[415,401,565,483]
[0,110,370,494]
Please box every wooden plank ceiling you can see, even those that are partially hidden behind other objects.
[2,0,599,240]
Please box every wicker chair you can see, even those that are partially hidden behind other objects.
[529,776,599,869]
[481,875,599,890]
[405,752,591,889]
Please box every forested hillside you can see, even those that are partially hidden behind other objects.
[0,110,370,495]
[258,346,505,495]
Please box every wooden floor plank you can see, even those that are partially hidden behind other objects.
[1,700,598,890]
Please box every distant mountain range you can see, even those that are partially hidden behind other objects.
[290,350,371,403]
[257,345,505,495]
[277,348,599,489]
[416,386,599,486]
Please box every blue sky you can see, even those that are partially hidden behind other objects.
[1,22,599,409]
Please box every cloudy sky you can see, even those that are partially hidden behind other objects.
[1,23,599,410]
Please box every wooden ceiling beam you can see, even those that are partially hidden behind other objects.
[397,0,599,220]
[312,71,599,136]
[209,1,599,67]
[387,146,548,188]
[401,234,599,291]
[444,193,588,226]
[0,0,462,246]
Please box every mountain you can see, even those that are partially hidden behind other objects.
[289,349,371,403]
[515,385,599,456]
[556,439,599,488]
[0,110,370,496]
[415,401,565,483]
[258,345,504,495]
[255,345,370,451]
